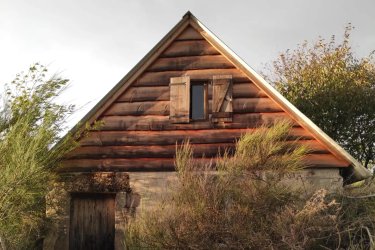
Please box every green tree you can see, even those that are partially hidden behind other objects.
[0,63,77,249]
[265,25,375,169]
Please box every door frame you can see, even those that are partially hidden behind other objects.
[43,172,131,250]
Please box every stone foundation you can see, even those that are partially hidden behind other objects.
[128,168,343,212]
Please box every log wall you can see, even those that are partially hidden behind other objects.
[61,25,350,172]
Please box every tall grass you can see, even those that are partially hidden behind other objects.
[125,120,375,249]
[125,121,326,249]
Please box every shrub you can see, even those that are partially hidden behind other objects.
[0,64,77,249]
[124,121,339,249]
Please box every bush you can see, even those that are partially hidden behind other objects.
[124,120,375,249]
[0,64,77,249]
[125,121,337,249]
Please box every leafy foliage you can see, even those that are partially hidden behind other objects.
[0,63,77,249]
[265,25,375,169]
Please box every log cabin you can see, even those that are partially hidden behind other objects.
[44,11,371,250]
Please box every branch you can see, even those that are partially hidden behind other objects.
[345,194,375,199]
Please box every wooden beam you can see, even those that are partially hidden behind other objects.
[116,86,169,102]
[67,140,330,160]
[104,98,282,116]
[134,69,249,87]
[115,83,267,103]
[79,127,313,146]
[148,55,234,72]
[105,101,170,116]
[176,26,204,40]
[66,143,233,159]
[99,113,293,131]
[161,40,220,58]
[60,154,348,172]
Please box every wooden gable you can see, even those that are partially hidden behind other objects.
[60,13,370,183]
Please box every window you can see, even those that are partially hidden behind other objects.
[190,83,207,120]
[170,75,232,123]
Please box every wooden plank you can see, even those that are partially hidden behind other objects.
[98,113,293,131]
[232,113,294,125]
[106,98,280,116]
[233,83,268,98]
[134,69,249,87]
[304,154,349,167]
[148,55,234,72]
[289,140,330,154]
[115,83,265,103]
[60,153,348,172]
[116,86,169,102]
[105,101,170,116]
[67,143,233,159]
[79,128,313,146]
[176,26,203,40]
[161,40,220,58]
[100,115,168,130]
[233,98,283,113]
[67,140,330,160]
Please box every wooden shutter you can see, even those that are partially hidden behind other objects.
[212,75,233,122]
[170,76,190,123]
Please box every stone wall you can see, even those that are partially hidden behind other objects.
[128,168,343,213]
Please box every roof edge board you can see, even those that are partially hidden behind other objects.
[187,14,371,182]
[68,14,191,136]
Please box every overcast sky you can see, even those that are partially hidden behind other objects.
[1,0,374,127]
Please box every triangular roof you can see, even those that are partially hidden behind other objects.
[69,11,371,183]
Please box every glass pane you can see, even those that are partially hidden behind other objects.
[191,85,205,120]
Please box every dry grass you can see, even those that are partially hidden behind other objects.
[124,121,375,249]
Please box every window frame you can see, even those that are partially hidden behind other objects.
[189,80,208,121]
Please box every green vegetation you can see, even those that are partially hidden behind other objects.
[0,64,77,249]
[265,25,375,169]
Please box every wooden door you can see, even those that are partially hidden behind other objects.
[69,193,115,250]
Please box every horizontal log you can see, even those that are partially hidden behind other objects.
[134,69,249,87]
[176,26,203,40]
[105,101,170,116]
[105,98,281,116]
[116,86,169,102]
[161,40,220,58]
[99,113,293,131]
[147,55,234,72]
[233,98,283,113]
[66,143,233,159]
[67,140,330,160]
[292,140,330,154]
[233,83,268,98]
[79,128,313,146]
[60,154,348,172]
[116,83,265,103]
[303,154,349,168]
